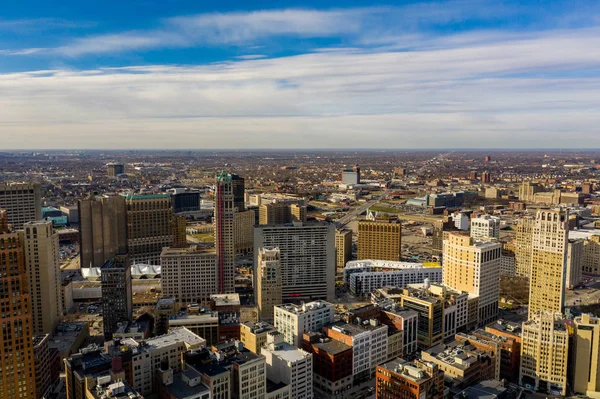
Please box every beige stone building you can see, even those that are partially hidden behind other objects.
[443,232,501,326]
[514,216,534,277]
[290,203,307,223]
[259,202,306,225]
[0,182,41,230]
[234,209,255,254]
[125,193,174,266]
[78,194,128,268]
[240,321,277,355]
[256,247,282,323]
[21,220,63,335]
[583,235,600,275]
[528,209,568,317]
[574,314,600,397]
[335,229,352,268]
[520,312,568,396]
[160,246,218,306]
[518,181,542,202]
[172,215,187,248]
[357,219,402,261]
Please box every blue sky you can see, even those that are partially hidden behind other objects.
[1,0,600,149]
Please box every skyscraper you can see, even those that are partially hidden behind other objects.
[528,209,568,317]
[335,229,352,268]
[358,219,402,261]
[514,216,534,277]
[520,312,568,396]
[160,246,217,306]
[124,193,174,265]
[234,209,255,255]
[215,171,236,293]
[256,247,282,323]
[78,195,128,268]
[101,256,133,340]
[106,163,125,177]
[254,223,335,301]
[231,173,246,212]
[443,232,501,326]
[0,182,41,230]
[573,314,600,397]
[0,209,36,399]
[21,220,63,335]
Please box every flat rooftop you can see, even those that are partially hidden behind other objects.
[276,301,333,315]
[163,370,210,399]
[378,358,430,383]
[327,320,387,336]
[312,338,351,355]
[264,342,311,363]
[242,321,276,334]
[210,293,240,307]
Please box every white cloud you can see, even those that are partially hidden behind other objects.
[1,25,599,149]
[0,2,529,57]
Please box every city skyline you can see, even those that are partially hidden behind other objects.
[1,0,600,149]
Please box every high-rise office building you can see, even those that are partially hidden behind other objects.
[125,193,174,266]
[33,334,59,399]
[231,173,246,212]
[78,195,128,268]
[160,246,217,306]
[215,171,236,293]
[101,256,133,340]
[169,188,201,213]
[573,314,600,397]
[0,182,41,230]
[106,162,125,177]
[520,312,569,396]
[335,229,352,268]
[259,201,307,225]
[443,232,501,325]
[518,181,541,202]
[0,209,36,399]
[290,203,307,223]
[234,209,255,255]
[514,216,534,277]
[254,223,335,301]
[256,247,282,323]
[566,239,584,290]
[171,215,187,248]
[21,220,62,335]
[583,235,600,275]
[341,165,360,185]
[529,209,568,317]
[358,219,402,261]
[470,215,500,240]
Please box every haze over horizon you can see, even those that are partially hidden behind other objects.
[1,0,600,149]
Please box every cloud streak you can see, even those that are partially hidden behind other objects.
[1,25,599,148]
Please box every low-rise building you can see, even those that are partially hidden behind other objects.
[274,301,335,347]
[324,320,388,385]
[422,341,493,392]
[343,260,443,297]
[302,332,353,399]
[240,321,277,355]
[263,332,313,399]
[376,358,444,399]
